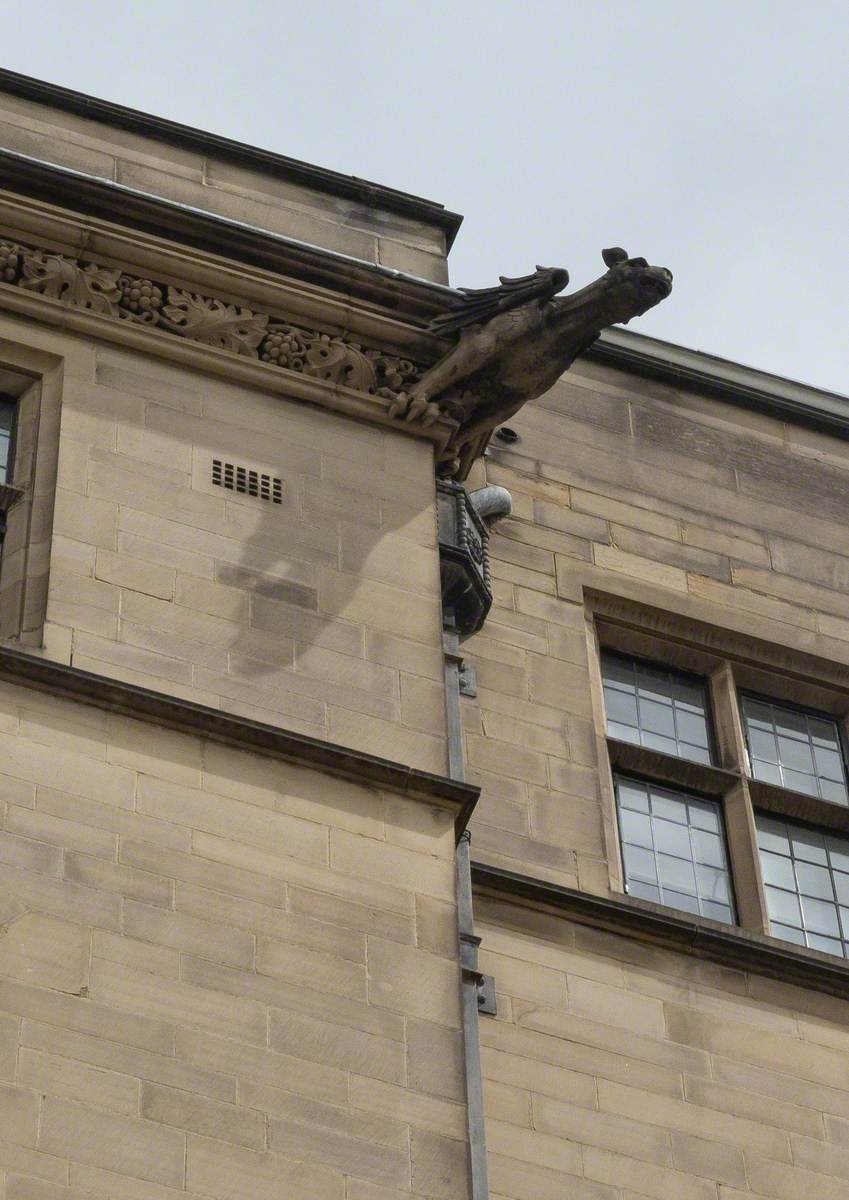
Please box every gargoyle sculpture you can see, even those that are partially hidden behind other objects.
[389,248,672,477]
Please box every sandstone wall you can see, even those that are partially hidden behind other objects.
[0,676,467,1200]
[476,899,849,1200]
[464,356,849,884]
[8,318,447,774]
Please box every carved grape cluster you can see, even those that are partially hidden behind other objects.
[118,275,164,322]
[259,327,307,370]
[0,242,22,285]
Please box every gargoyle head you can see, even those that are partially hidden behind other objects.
[597,247,673,324]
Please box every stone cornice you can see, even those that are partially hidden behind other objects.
[7,152,849,453]
[0,189,460,452]
[472,861,849,1002]
[0,68,463,250]
[0,645,479,835]
[0,149,452,324]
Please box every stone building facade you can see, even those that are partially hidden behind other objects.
[0,67,847,1200]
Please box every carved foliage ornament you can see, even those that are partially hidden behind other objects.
[0,239,423,396]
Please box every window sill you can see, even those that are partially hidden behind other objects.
[471,860,849,1002]
[607,737,741,798]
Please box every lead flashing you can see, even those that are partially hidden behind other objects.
[0,68,463,249]
[0,647,478,836]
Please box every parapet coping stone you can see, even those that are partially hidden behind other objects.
[0,67,464,248]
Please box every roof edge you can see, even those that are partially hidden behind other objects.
[0,67,463,249]
[591,327,849,439]
[1,132,845,436]
[0,148,453,323]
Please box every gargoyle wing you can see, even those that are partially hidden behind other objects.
[428,265,569,337]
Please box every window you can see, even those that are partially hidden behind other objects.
[0,395,17,551]
[601,652,713,764]
[757,814,849,956]
[741,696,848,806]
[616,776,734,922]
[594,597,849,958]
[0,395,15,485]
[0,357,59,647]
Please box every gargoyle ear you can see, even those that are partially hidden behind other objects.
[602,247,628,268]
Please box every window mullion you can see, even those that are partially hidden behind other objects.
[708,662,748,773]
[723,779,770,935]
[709,663,770,934]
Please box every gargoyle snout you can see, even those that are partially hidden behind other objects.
[638,265,673,305]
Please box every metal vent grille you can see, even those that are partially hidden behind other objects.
[212,459,283,503]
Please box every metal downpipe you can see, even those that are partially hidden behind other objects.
[444,624,489,1200]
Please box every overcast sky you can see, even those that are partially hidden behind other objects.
[5,1,849,393]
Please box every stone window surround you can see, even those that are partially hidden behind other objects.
[0,337,64,650]
[589,591,849,942]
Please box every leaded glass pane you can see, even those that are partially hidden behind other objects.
[742,696,849,806]
[755,814,849,959]
[658,853,696,892]
[772,922,805,946]
[619,808,653,848]
[795,861,833,901]
[808,933,842,955]
[756,815,790,855]
[760,850,796,890]
[691,828,724,868]
[628,879,661,903]
[688,801,720,833]
[615,776,734,924]
[791,827,829,864]
[653,819,691,858]
[765,885,802,925]
[801,895,841,937]
[601,653,713,765]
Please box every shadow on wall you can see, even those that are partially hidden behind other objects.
[47,344,447,773]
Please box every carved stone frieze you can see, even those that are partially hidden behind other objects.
[0,237,424,398]
[20,247,122,315]
[158,287,269,355]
